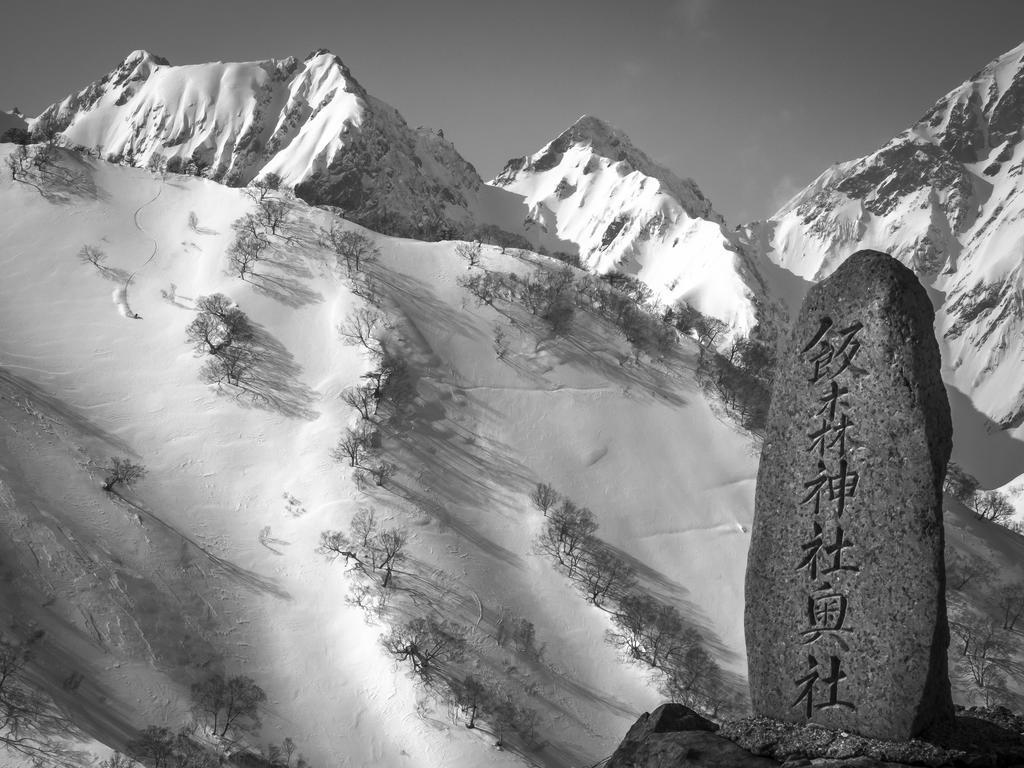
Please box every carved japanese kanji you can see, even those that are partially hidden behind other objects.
[745,250,953,740]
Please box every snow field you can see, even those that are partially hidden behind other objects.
[5,144,1022,767]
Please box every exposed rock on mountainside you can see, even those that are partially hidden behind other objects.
[757,41,1024,429]
[491,115,773,334]
[36,49,485,240]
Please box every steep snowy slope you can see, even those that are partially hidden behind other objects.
[491,115,771,334]
[760,40,1024,433]
[35,49,487,241]
[0,146,765,767]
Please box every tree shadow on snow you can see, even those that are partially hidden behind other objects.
[548,320,690,407]
[250,271,323,308]
[370,266,486,345]
[224,322,319,420]
[603,541,744,669]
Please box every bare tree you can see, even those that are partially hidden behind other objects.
[102,457,147,491]
[455,240,482,267]
[189,295,252,352]
[258,198,288,235]
[375,527,406,587]
[341,384,377,421]
[946,549,995,591]
[338,308,387,353]
[200,344,254,387]
[607,592,662,664]
[186,313,232,356]
[694,316,728,360]
[318,508,402,588]
[368,461,397,488]
[317,530,357,563]
[322,225,379,275]
[381,618,466,676]
[264,736,309,768]
[349,508,379,554]
[579,546,636,607]
[227,230,266,280]
[6,144,31,181]
[331,427,368,467]
[538,500,598,576]
[195,294,249,333]
[99,753,138,768]
[190,674,266,738]
[975,490,1014,524]
[0,635,72,764]
[951,614,1013,707]
[455,675,490,729]
[245,172,282,203]
[529,483,560,516]
[997,584,1024,631]
[660,643,724,714]
[126,726,174,768]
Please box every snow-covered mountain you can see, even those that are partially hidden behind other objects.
[758,41,1024,430]
[490,116,771,335]
[35,54,781,338]
[36,49,488,241]
[0,145,765,767]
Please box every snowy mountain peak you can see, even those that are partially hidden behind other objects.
[495,115,718,224]
[119,49,169,68]
[36,49,488,240]
[761,38,1024,430]
[489,118,770,334]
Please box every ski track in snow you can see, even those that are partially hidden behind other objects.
[113,182,163,320]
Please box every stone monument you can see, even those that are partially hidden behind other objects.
[745,250,953,740]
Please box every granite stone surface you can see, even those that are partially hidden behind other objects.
[745,250,953,740]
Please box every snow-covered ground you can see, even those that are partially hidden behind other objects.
[0,148,765,766]
[3,145,1024,767]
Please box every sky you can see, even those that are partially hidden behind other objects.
[4,0,1024,225]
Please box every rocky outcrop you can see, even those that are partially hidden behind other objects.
[607,704,776,768]
[611,705,1024,767]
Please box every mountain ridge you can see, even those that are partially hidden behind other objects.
[35,48,489,242]
[489,114,773,336]
[757,38,1024,435]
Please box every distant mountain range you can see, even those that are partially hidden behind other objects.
[21,41,1024,426]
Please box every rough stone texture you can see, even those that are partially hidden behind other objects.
[606,705,776,768]
[607,705,1024,768]
[745,250,953,740]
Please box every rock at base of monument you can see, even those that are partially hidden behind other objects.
[719,717,953,766]
[608,705,1024,768]
[745,250,954,739]
[720,713,1024,767]
[606,703,720,767]
[606,705,775,768]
